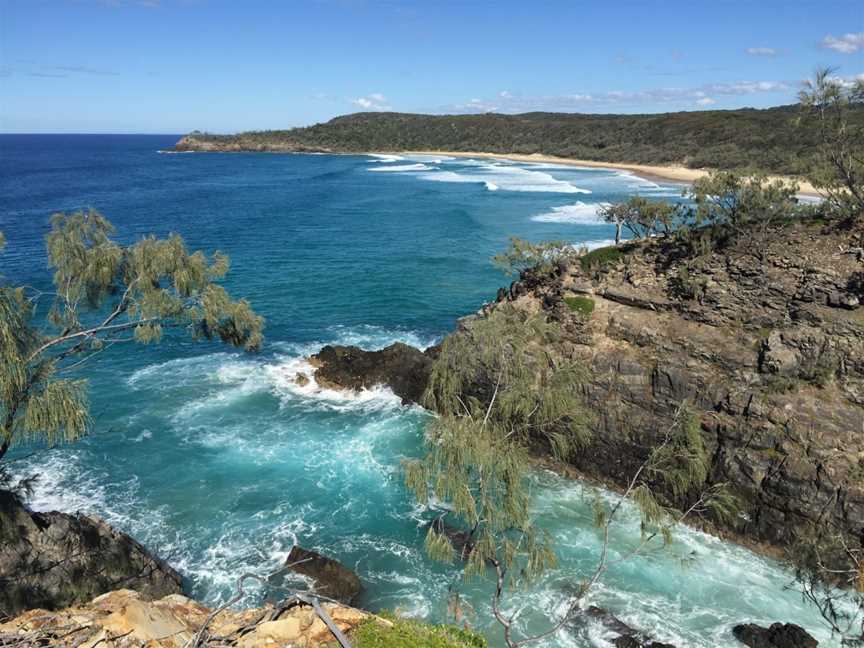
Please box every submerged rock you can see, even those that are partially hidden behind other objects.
[284,545,362,605]
[732,622,819,648]
[310,342,437,404]
[0,489,182,618]
[580,606,677,648]
[428,517,475,559]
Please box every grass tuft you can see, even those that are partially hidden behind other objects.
[564,296,595,318]
[579,246,624,272]
[348,614,488,648]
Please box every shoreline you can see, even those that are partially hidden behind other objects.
[386,149,822,197]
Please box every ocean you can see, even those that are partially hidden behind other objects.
[0,134,834,647]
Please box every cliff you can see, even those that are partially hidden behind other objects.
[0,489,182,618]
[311,217,864,551]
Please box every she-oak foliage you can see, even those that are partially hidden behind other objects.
[0,209,263,462]
[404,305,589,585]
[404,298,734,646]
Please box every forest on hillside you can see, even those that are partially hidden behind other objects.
[181,104,864,174]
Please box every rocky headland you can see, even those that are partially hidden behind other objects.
[310,218,864,553]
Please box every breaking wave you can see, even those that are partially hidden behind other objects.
[531,201,609,223]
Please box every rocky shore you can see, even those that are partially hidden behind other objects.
[0,488,182,619]
[3,217,858,647]
[309,218,864,553]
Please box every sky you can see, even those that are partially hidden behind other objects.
[0,0,862,134]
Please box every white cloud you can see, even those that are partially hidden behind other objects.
[442,79,792,114]
[350,93,391,111]
[499,90,512,99]
[821,32,864,54]
[746,47,776,57]
[827,72,864,88]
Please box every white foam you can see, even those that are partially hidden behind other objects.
[581,238,619,250]
[369,163,433,172]
[531,201,609,223]
[432,163,592,194]
[366,154,404,162]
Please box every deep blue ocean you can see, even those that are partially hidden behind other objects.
[0,135,834,647]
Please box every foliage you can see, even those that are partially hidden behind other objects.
[182,103,864,175]
[790,524,864,645]
[406,293,734,646]
[0,210,264,462]
[350,614,488,648]
[797,67,864,222]
[492,237,579,276]
[578,245,624,272]
[405,305,590,591]
[688,171,800,239]
[597,171,802,258]
[563,296,595,318]
[599,197,683,240]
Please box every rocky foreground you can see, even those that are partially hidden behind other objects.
[310,218,864,552]
[0,589,374,647]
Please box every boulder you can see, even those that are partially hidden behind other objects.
[284,546,362,605]
[0,489,182,618]
[310,342,436,405]
[732,622,818,648]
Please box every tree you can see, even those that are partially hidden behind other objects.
[492,237,580,277]
[405,302,734,647]
[599,196,683,243]
[0,209,264,463]
[798,67,864,222]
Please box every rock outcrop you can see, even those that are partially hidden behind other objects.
[538,221,864,549]
[0,588,376,647]
[282,546,362,605]
[0,489,182,619]
[174,134,331,154]
[732,622,819,647]
[310,342,437,404]
[310,220,864,554]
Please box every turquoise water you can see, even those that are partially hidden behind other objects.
[0,136,832,646]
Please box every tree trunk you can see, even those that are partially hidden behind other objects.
[615,222,622,246]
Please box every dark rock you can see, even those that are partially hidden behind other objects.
[496,287,508,302]
[284,545,362,605]
[0,489,182,618]
[583,606,677,648]
[732,622,818,647]
[428,518,475,559]
[310,342,435,405]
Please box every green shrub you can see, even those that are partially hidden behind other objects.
[579,246,623,272]
[350,614,488,648]
[564,296,595,317]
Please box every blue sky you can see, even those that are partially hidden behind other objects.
[0,0,862,133]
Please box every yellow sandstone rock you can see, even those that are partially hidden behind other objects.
[0,589,374,647]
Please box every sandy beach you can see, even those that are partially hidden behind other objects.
[397,150,822,197]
